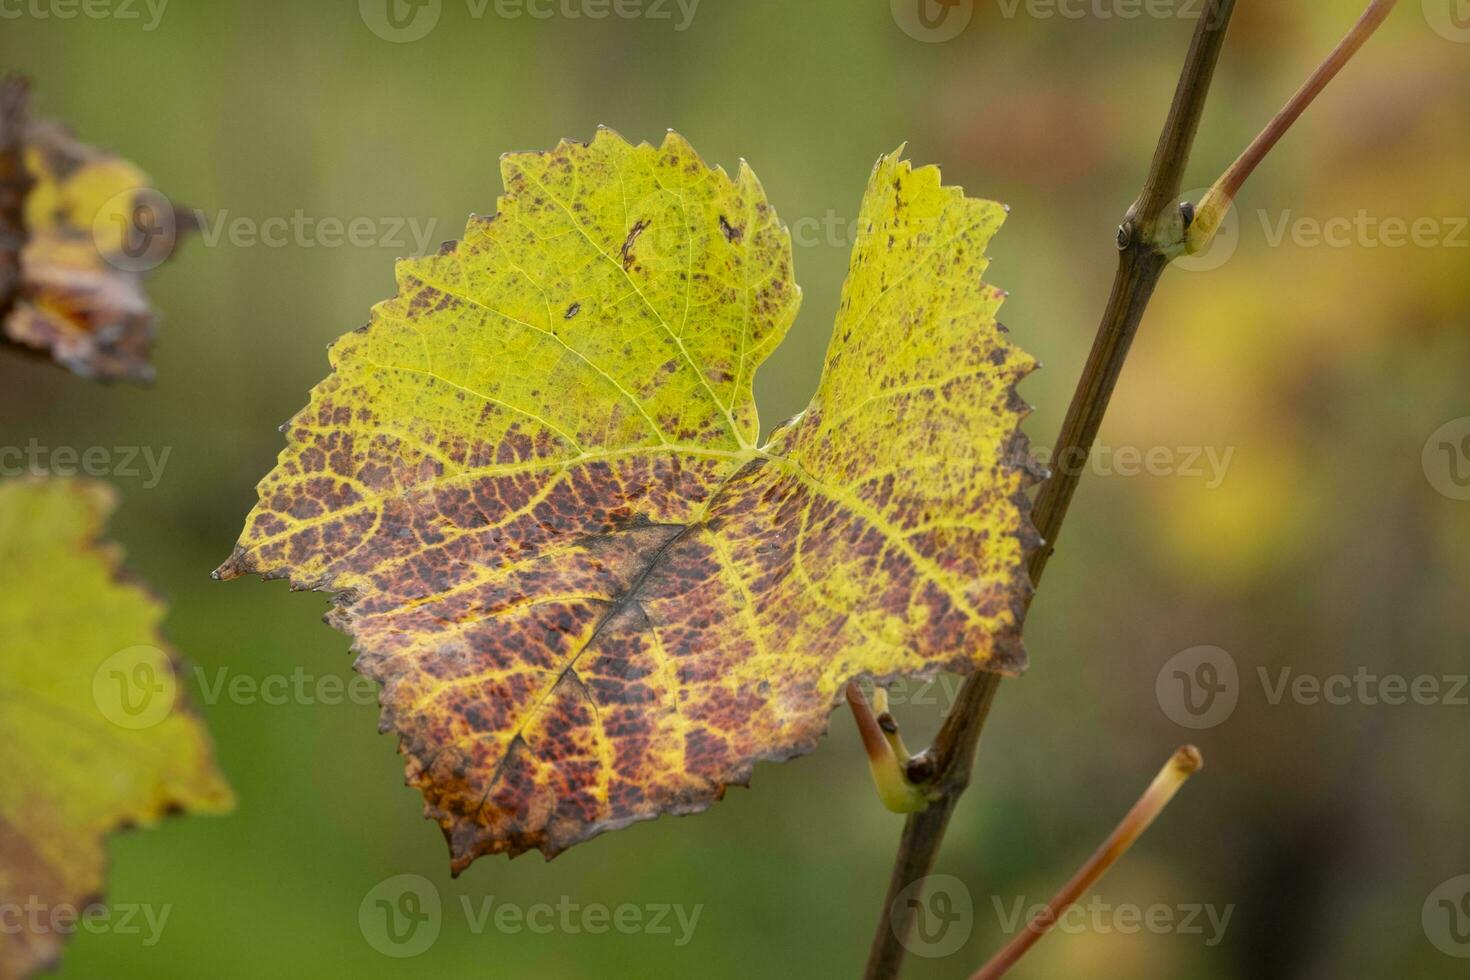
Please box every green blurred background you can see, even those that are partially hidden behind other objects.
[4,0,1469,976]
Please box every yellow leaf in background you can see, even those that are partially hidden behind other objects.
[0,479,232,980]
[0,75,189,384]
[217,130,1039,870]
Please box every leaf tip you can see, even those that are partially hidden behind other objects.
[211,548,248,581]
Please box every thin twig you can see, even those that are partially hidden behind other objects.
[970,747,1203,980]
[1191,0,1399,252]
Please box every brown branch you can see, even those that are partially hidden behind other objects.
[862,1,1400,976]
[860,3,1238,975]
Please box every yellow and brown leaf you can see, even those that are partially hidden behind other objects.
[0,479,232,980]
[0,75,189,383]
[217,130,1040,870]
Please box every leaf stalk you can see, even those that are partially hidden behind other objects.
[1188,0,1400,255]
[969,747,1203,980]
[847,682,929,814]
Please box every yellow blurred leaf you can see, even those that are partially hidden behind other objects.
[0,479,232,980]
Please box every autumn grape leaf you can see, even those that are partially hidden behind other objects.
[0,75,190,383]
[0,479,233,980]
[216,129,1040,871]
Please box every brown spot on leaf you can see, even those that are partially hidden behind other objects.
[621,219,648,268]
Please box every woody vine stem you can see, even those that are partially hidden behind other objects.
[860,1,1399,976]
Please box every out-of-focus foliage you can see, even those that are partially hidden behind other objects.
[0,479,231,980]
[0,75,187,383]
